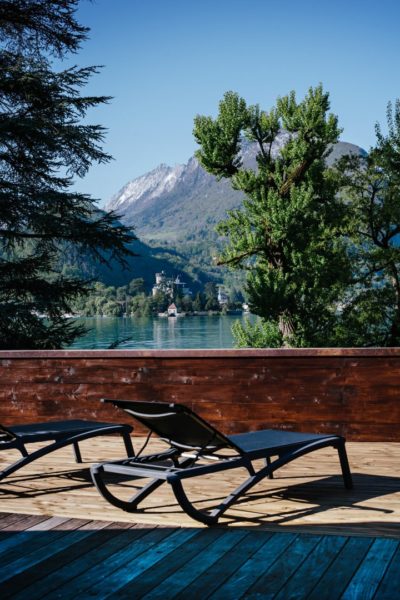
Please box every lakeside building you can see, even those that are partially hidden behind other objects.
[167,303,178,317]
[152,271,192,298]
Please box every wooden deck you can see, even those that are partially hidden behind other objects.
[1,437,400,597]
[1,437,400,536]
[1,512,399,598]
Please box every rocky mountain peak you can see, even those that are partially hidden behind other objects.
[106,137,365,243]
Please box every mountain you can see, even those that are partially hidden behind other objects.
[105,137,366,287]
[107,137,364,243]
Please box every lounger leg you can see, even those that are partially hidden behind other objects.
[91,463,169,512]
[90,453,195,512]
[169,438,354,525]
[17,441,28,458]
[72,442,82,463]
[337,441,353,489]
[266,456,274,479]
[71,429,133,464]
[72,431,133,464]
[122,432,135,457]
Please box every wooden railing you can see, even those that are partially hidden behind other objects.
[0,348,399,441]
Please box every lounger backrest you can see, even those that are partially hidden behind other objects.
[0,424,17,444]
[102,399,241,453]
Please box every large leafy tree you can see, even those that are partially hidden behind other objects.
[0,0,136,348]
[335,101,400,346]
[194,86,350,347]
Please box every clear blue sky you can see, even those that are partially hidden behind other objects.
[69,0,400,205]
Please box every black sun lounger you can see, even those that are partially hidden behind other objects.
[0,419,134,481]
[91,399,353,525]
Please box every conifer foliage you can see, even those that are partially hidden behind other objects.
[336,101,400,346]
[0,0,136,348]
[194,86,351,347]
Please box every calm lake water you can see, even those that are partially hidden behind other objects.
[68,315,253,349]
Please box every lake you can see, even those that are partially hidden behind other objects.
[68,314,253,349]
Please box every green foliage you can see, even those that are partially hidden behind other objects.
[0,0,136,348]
[194,86,351,347]
[70,275,234,318]
[232,318,283,348]
[335,100,400,346]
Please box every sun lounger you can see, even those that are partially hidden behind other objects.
[0,419,134,481]
[90,399,353,525]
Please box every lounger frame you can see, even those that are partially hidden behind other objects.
[91,399,353,525]
[0,420,134,481]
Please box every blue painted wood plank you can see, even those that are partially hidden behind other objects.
[244,533,322,599]
[78,527,200,599]
[341,538,399,600]
[1,528,84,567]
[367,545,400,600]
[0,530,68,560]
[307,536,374,600]
[0,529,97,583]
[273,535,348,600]
[2,525,144,600]
[42,527,177,600]
[107,528,227,599]
[174,531,284,600]
[197,532,297,600]
[140,529,250,600]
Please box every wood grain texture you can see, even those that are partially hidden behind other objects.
[1,512,399,600]
[0,350,400,440]
[1,437,400,538]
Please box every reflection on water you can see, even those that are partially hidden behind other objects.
[68,315,253,349]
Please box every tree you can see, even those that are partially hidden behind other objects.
[128,277,145,295]
[194,86,350,347]
[151,290,169,314]
[192,291,204,312]
[335,100,400,346]
[204,281,219,311]
[0,0,136,348]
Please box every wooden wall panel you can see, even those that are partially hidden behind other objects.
[0,349,399,441]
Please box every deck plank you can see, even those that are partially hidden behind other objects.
[1,438,400,598]
[140,529,250,600]
[0,525,111,583]
[4,523,139,600]
[1,439,399,537]
[0,513,48,530]
[374,546,400,599]
[273,535,348,600]
[43,527,180,600]
[173,530,280,600]
[66,528,199,599]
[307,536,374,600]
[244,534,322,599]
[1,513,400,599]
[193,532,296,600]
[109,528,227,599]
[341,537,399,600]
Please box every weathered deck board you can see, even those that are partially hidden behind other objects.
[340,537,399,600]
[1,437,400,537]
[307,536,374,600]
[188,532,296,600]
[112,528,228,599]
[374,545,400,599]
[1,514,399,599]
[173,531,280,600]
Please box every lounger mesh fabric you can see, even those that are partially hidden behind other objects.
[91,399,353,525]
